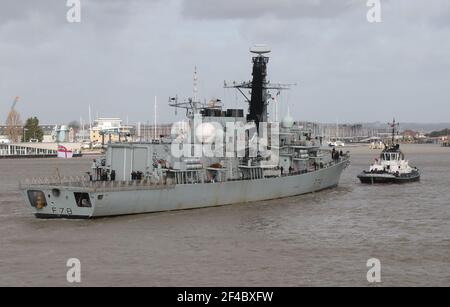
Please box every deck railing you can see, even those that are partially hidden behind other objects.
[19,154,350,191]
[19,177,175,192]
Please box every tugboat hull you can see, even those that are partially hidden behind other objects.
[357,171,420,184]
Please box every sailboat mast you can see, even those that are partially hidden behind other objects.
[154,96,157,140]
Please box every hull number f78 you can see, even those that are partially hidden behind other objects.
[51,207,73,216]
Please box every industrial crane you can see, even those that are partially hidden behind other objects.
[6,96,19,122]
[5,96,22,142]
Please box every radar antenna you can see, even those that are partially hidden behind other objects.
[224,44,296,131]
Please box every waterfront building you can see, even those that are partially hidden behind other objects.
[90,118,133,144]
[134,123,172,142]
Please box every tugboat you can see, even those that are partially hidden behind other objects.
[357,119,420,184]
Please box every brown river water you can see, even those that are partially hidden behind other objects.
[0,144,449,286]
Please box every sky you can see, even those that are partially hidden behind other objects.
[1,0,450,125]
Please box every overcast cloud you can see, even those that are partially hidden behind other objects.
[0,0,449,124]
[182,0,360,19]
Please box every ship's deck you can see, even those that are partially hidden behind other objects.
[19,155,350,193]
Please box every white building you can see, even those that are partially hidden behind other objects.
[90,118,132,144]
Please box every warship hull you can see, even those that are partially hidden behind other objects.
[21,160,348,219]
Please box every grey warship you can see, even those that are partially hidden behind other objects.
[20,46,350,219]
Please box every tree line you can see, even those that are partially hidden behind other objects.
[5,116,44,142]
[427,129,450,138]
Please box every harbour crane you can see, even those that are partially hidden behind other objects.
[6,96,20,123]
[5,96,22,142]
[11,96,19,110]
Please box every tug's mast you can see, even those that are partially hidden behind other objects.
[389,118,400,144]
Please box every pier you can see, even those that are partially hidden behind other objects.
[0,143,57,159]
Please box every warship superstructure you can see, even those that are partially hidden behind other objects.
[20,46,350,219]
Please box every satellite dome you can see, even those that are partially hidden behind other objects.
[196,122,219,144]
[171,121,190,140]
[282,115,294,128]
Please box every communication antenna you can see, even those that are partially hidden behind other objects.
[80,117,83,141]
[154,96,158,140]
[88,105,92,131]
[193,66,199,103]
[168,67,201,118]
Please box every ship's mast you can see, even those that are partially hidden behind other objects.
[154,96,158,140]
[193,66,199,106]
[389,118,400,144]
[169,46,294,128]
[168,67,201,118]
[225,45,293,133]
[248,46,270,126]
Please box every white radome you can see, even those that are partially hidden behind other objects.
[282,115,294,128]
[196,122,218,144]
[171,121,190,140]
